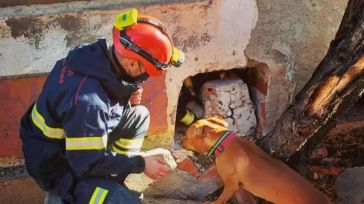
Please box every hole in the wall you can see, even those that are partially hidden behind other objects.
[173,65,271,150]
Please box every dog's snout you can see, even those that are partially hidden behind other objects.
[181,138,189,149]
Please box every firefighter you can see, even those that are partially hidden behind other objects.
[19,9,184,204]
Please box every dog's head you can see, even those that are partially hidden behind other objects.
[182,117,228,154]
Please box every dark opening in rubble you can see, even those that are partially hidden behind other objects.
[173,66,271,176]
[174,70,221,150]
[174,68,248,149]
[173,65,271,150]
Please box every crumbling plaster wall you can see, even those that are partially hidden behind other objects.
[0,0,349,163]
[0,0,258,158]
[163,0,258,138]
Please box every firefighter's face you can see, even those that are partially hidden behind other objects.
[113,50,150,84]
[121,59,150,84]
[124,59,145,77]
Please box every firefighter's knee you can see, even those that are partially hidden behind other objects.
[132,105,150,121]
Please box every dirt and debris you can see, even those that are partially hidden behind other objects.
[0,165,26,179]
[304,100,364,203]
[306,127,364,202]
[190,154,214,173]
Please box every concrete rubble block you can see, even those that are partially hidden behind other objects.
[202,77,257,137]
[335,166,364,204]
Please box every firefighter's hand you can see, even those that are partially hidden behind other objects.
[129,87,143,106]
[143,156,172,180]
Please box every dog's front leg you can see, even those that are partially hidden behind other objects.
[211,177,240,204]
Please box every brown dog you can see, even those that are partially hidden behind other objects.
[182,117,330,204]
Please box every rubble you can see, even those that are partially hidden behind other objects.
[304,102,364,202]
[335,167,364,204]
[0,165,26,178]
[310,145,328,159]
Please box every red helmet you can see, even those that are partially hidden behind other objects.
[113,10,181,76]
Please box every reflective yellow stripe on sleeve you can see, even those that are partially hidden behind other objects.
[110,137,144,156]
[31,103,65,139]
[89,187,108,204]
[66,137,105,150]
[114,138,144,149]
[110,146,141,156]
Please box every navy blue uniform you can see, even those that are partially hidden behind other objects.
[20,39,149,203]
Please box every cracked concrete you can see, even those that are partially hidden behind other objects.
[202,77,257,138]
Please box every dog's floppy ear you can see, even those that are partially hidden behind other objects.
[206,117,228,128]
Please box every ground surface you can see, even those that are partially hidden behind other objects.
[304,101,364,203]
[1,101,363,203]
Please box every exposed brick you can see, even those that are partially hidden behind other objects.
[248,64,270,96]
[177,158,200,177]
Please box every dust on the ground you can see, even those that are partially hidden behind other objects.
[305,101,364,203]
